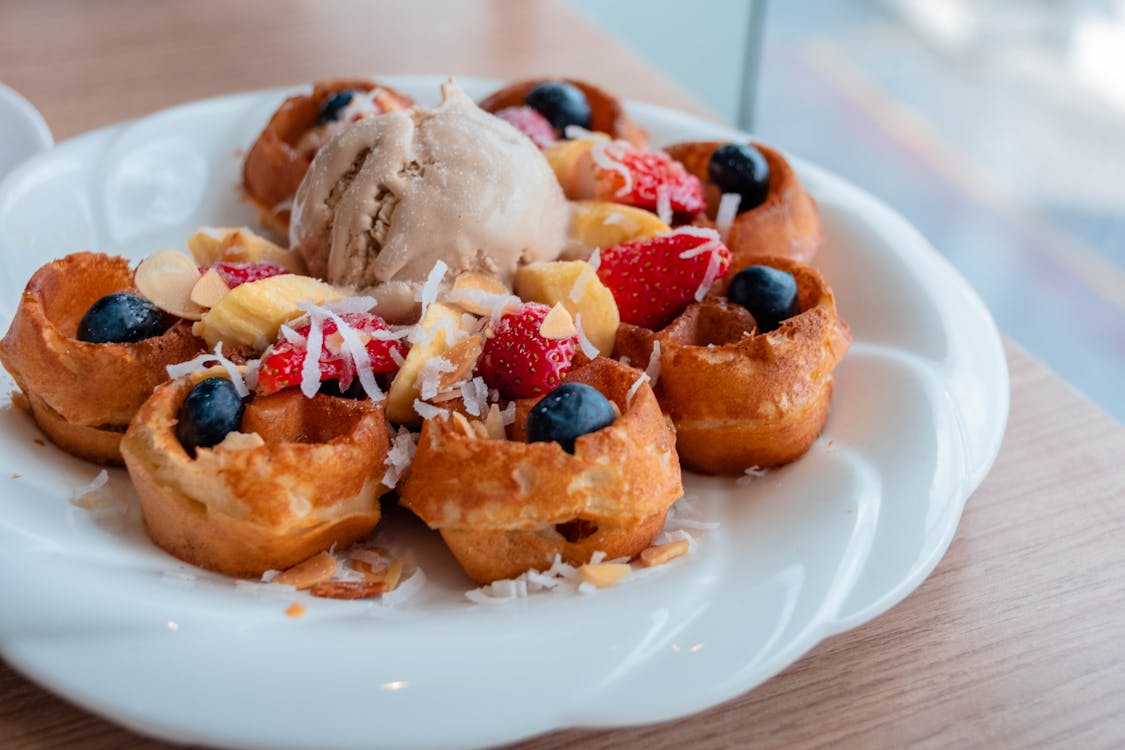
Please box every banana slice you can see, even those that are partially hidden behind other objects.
[193,274,342,351]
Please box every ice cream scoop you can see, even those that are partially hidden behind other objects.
[290,80,569,320]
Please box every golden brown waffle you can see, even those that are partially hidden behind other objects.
[615,257,850,474]
[122,382,391,577]
[0,253,203,465]
[399,357,682,584]
[665,141,822,276]
[478,77,648,148]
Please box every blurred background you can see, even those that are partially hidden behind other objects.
[572,0,1125,423]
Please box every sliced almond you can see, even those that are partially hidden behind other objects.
[638,540,690,567]
[577,562,631,588]
[451,411,477,438]
[539,302,577,339]
[483,403,507,440]
[134,250,205,320]
[349,558,387,582]
[309,580,387,600]
[470,420,490,440]
[436,334,483,390]
[273,551,337,590]
[382,561,404,592]
[190,268,230,308]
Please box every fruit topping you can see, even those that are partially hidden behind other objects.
[256,312,406,397]
[515,259,620,357]
[176,377,246,456]
[524,81,592,136]
[201,261,290,289]
[317,90,357,124]
[527,382,616,454]
[134,249,206,320]
[76,293,172,344]
[708,143,771,212]
[494,106,557,149]
[727,265,801,333]
[477,303,577,399]
[592,141,705,216]
[597,228,732,330]
[193,274,342,351]
[567,200,671,252]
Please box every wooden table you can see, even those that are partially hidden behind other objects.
[1,2,1123,748]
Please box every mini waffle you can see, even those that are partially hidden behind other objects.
[665,141,822,274]
[478,77,647,147]
[615,257,850,474]
[399,357,682,584]
[122,376,391,578]
[0,253,203,465]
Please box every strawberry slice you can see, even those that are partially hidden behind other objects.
[596,229,732,330]
[494,106,557,149]
[256,312,407,396]
[201,261,290,289]
[477,303,577,399]
[592,141,705,216]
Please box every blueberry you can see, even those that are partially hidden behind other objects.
[527,382,616,454]
[316,89,357,125]
[524,81,592,136]
[708,143,771,211]
[727,266,801,333]
[176,378,246,456]
[76,293,171,344]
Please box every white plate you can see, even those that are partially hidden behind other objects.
[0,77,1008,750]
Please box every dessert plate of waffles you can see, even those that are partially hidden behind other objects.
[0,76,1007,750]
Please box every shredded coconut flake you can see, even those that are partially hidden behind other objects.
[413,399,449,422]
[415,260,448,320]
[568,249,601,304]
[573,313,600,359]
[591,141,633,198]
[300,311,325,398]
[460,376,489,417]
[418,356,456,400]
[735,465,768,486]
[465,554,591,604]
[71,469,113,510]
[716,193,742,241]
[695,242,727,302]
[656,184,672,225]
[625,372,650,406]
[166,343,249,397]
[382,427,419,487]
[499,402,517,426]
[324,295,378,315]
[272,198,294,215]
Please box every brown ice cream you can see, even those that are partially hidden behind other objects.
[290,79,569,319]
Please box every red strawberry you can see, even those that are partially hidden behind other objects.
[592,142,705,215]
[201,261,290,289]
[256,312,407,396]
[494,106,558,149]
[596,230,732,330]
[477,303,577,399]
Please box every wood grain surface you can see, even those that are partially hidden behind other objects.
[1,2,1123,749]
